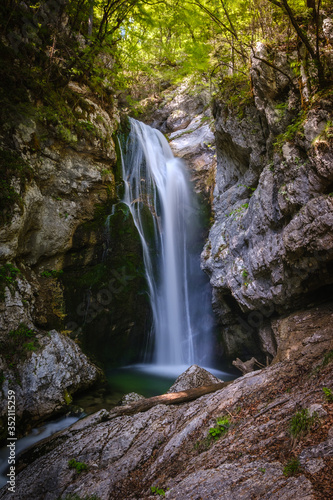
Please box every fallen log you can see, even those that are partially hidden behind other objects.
[109,382,228,419]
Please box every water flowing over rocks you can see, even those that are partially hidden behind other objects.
[1,302,331,499]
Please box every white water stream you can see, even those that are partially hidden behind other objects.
[120,119,213,368]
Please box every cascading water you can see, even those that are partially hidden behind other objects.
[120,118,213,369]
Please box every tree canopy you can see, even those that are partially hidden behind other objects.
[0,0,332,119]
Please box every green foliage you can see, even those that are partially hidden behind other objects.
[208,416,230,440]
[274,111,306,150]
[275,102,288,111]
[228,203,249,218]
[40,270,64,279]
[68,459,88,474]
[323,387,333,403]
[0,263,21,300]
[0,0,332,134]
[258,467,266,473]
[283,457,301,477]
[289,409,319,439]
[151,486,168,496]
[241,270,248,279]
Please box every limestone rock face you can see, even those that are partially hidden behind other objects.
[149,80,210,133]
[0,276,36,337]
[201,46,333,359]
[142,81,217,202]
[0,330,101,433]
[323,17,333,44]
[1,303,331,500]
[0,131,117,265]
[0,83,119,427]
[169,115,216,201]
[167,364,222,393]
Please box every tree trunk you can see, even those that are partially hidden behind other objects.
[109,382,227,419]
[88,0,94,37]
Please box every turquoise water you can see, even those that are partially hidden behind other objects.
[107,363,237,398]
[74,363,237,414]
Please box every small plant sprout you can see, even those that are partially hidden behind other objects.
[208,416,230,440]
[151,486,169,496]
[323,387,333,402]
[289,409,319,440]
[283,457,301,477]
[68,459,88,474]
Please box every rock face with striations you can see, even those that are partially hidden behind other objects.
[141,80,217,203]
[201,44,333,360]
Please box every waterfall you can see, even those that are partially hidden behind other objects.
[120,118,212,368]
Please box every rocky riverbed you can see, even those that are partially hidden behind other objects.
[0,302,332,499]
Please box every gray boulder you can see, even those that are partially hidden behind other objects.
[167,364,223,393]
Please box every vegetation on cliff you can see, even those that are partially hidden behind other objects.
[1,1,332,120]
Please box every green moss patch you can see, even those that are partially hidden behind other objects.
[0,263,21,301]
[0,148,33,225]
[0,323,40,384]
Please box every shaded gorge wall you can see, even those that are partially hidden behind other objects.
[60,122,151,369]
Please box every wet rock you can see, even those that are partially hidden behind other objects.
[0,330,102,430]
[167,365,222,393]
[202,44,333,359]
[120,392,145,405]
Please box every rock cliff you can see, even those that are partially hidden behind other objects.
[0,83,146,432]
[201,44,333,360]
